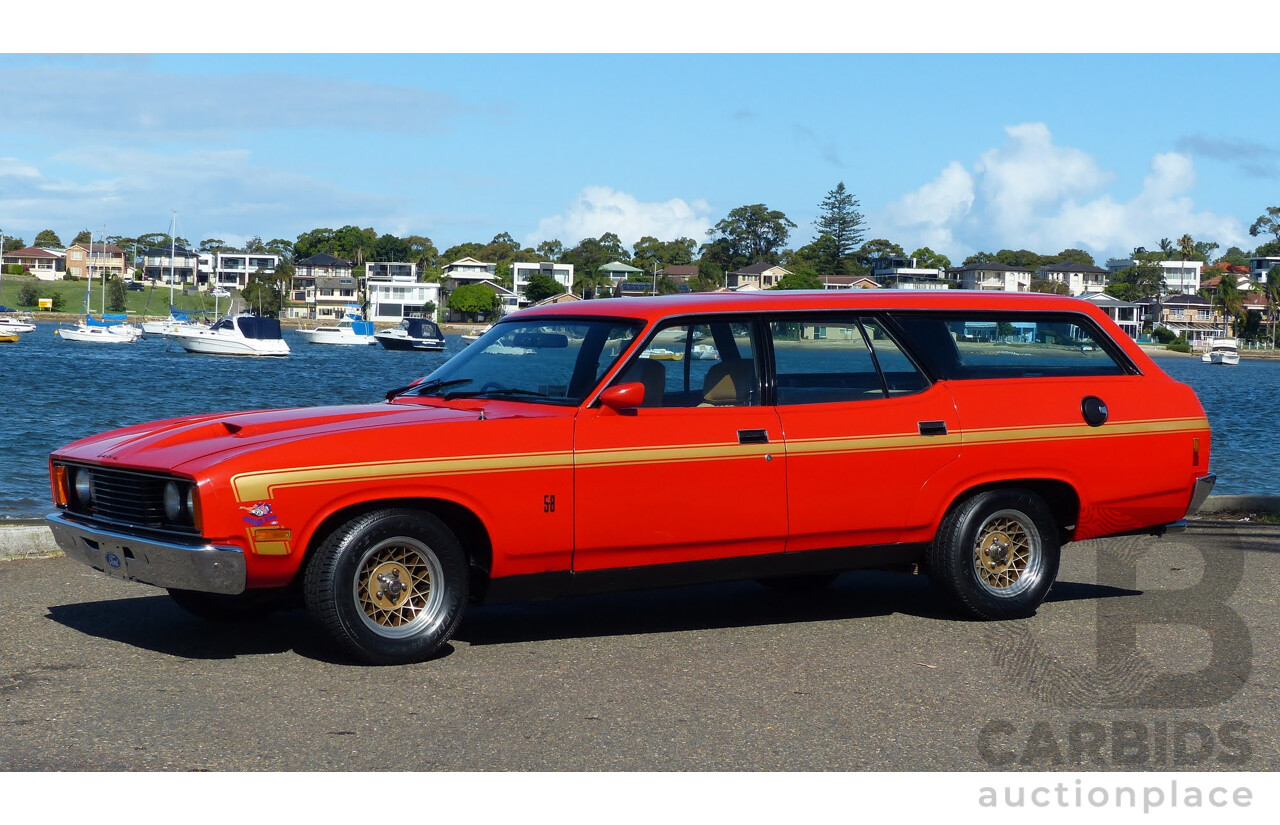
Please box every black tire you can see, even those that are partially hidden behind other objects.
[926,489,1060,620]
[304,508,468,665]
[167,588,283,622]
[757,572,839,591]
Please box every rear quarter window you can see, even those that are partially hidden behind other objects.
[889,312,1133,379]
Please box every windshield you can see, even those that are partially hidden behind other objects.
[405,318,642,405]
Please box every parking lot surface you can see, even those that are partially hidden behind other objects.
[1,522,1276,771]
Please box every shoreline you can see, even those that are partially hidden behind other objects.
[3,494,1277,562]
[7,310,486,335]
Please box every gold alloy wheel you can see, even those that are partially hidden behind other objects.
[353,537,446,638]
[972,509,1042,597]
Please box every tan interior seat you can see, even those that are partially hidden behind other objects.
[617,358,666,407]
[701,360,755,406]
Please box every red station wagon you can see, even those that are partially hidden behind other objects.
[47,291,1216,664]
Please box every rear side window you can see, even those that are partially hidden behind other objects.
[890,313,1130,379]
[769,316,927,405]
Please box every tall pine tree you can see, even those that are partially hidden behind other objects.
[814,182,866,262]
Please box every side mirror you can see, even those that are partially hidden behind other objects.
[599,382,645,413]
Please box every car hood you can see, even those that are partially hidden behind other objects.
[52,402,492,473]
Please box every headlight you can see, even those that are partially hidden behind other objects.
[73,468,93,506]
[163,481,185,521]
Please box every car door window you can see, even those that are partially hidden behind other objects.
[612,319,761,407]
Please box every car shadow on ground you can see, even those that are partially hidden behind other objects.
[42,571,1138,663]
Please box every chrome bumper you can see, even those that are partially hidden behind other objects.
[46,512,246,595]
[1161,473,1218,535]
[1186,473,1217,517]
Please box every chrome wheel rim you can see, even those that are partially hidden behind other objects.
[972,509,1043,598]
[352,537,446,638]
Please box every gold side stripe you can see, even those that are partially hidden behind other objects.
[231,416,1210,503]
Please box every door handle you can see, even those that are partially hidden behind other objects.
[738,429,769,445]
[918,420,948,437]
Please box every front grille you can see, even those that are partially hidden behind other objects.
[62,463,199,538]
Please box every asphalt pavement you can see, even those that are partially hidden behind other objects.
[0,521,1277,772]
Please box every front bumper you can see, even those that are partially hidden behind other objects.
[46,512,246,594]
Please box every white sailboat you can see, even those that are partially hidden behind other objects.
[141,212,206,338]
[57,231,141,344]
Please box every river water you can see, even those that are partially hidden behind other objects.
[1,321,1275,520]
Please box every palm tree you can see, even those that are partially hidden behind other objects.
[1209,274,1245,339]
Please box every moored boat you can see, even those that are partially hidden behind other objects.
[0,332,19,343]
[56,314,142,343]
[168,314,290,357]
[1202,338,1240,365]
[374,317,446,351]
[0,315,37,334]
[297,314,378,346]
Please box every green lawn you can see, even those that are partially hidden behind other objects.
[0,274,225,317]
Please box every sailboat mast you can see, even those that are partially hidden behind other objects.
[169,210,176,306]
[99,225,107,314]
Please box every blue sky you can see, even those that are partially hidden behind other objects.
[2,24,1278,265]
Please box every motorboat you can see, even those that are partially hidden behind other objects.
[461,324,492,344]
[0,315,36,334]
[374,318,446,351]
[1201,338,1240,365]
[56,315,142,344]
[297,314,378,346]
[168,314,290,356]
[142,306,207,338]
[0,332,18,343]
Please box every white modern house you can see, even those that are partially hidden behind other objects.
[366,261,441,322]
[214,252,280,291]
[867,256,947,289]
[947,261,1032,292]
[512,261,575,306]
[141,245,201,286]
[1037,261,1109,296]
[1248,255,1280,285]
[1105,258,1204,295]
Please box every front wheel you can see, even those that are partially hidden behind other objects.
[304,508,469,665]
[927,489,1060,620]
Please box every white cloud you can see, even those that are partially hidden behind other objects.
[529,186,714,249]
[878,123,1247,261]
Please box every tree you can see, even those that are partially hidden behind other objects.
[16,283,40,307]
[963,251,996,265]
[858,239,906,261]
[690,260,724,292]
[911,247,952,271]
[774,270,824,290]
[1,236,23,253]
[136,232,172,251]
[241,271,285,317]
[72,230,92,245]
[994,249,1045,269]
[631,236,697,275]
[448,283,499,318]
[813,182,866,262]
[1207,272,1246,337]
[524,271,566,304]
[200,238,231,255]
[1106,262,1165,303]
[1249,206,1280,243]
[372,233,410,262]
[105,277,127,312]
[1049,248,1095,268]
[1158,238,1174,257]
[1031,279,1070,295]
[34,229,62,248]
[536,240,564,261]
[704,204,796,270]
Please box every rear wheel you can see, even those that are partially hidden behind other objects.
[927,489,1060,620]
[304,508,469,665]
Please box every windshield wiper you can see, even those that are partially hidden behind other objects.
[385,378,472,401]
[444,387,552,401]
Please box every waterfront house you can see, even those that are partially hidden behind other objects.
[659,265,699,286]
[366,261,440,322]
[512,261,575,306]
[1105,258,1204,296]
[1080,292,1143,340]
[215,252,280,292]
[291,253,356,320]
[141,245,200,287]
[1,246,64,280]
[946,261,1032,292]
[440,256,518,319]
[598,260,645,293]
[65,242,126,281]
[1248,255,1280,286]
[867,256,947,289]
[1037,261,1109,296]
[1157,294,1228,344]
[727,262,790,290]
[818,275,881,290]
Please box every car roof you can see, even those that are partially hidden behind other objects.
[510,290,1102,323]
